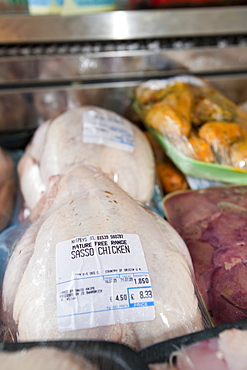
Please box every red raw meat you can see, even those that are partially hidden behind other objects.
[163,185,247,326]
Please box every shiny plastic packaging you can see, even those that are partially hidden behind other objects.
[1,164,204,347]
[139,319,247,370]
[0,345,98,369]
[134,75,247,184]
[0,339,149,370]
[145,131,189,195]
[18,106,157,213]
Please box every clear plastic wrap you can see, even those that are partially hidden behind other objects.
[1,164,205,348]
[18,105,159,213]
[0,344,99,370]
[145,132,189,195]
[163,185,247,327]
[134,75,247,184]
[139,319,247,370]
[0,339,149,370]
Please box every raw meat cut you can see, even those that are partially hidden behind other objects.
[163,328,247,370]
[2,164,203,349]
[18,106,155,211]
[0,148,15,232]
[0,346,98,370]
[163,185,247,326]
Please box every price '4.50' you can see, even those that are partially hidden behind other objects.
[115,294,127,301]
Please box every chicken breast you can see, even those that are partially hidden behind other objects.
[0,346,98,370]
[2,164,203,349]
[0,147,15,232]
[18,106,155,211]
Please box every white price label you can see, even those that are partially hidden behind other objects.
[82,109,134,152]
[56,233,155,332]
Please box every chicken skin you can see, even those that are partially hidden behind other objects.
[199,121,245,165]
[137,81,193,138]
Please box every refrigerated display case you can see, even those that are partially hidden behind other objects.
[0,6,247,369]
[0,6,246,148]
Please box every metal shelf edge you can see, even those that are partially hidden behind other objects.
[0,6,247,44]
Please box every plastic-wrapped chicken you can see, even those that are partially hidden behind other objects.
[0,147,15,232]
[134,75,247,184]
[2,164,204,348]
[0,346,98,370]
[18,106,155,212]
[0,339,149,370]
[145,132,188,194]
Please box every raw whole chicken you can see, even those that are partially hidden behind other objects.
[18,106,155,211]
[2,164,203,349]
[0,147,15,232]
[0,346,98,370]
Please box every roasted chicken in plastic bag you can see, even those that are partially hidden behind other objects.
[138,81,192,138]
[2,164,203,348]
[198,121,244,165]
[134,76,247,170]
[145,132,188,194]
[18,106,155,212]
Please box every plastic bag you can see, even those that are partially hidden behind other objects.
[0,343,98,369]
[1,164,205,347]
[139,319,247,369]
[18,106,158,213]
[145,131,189,195]
[134,75,247,184]
[1,339,148,370]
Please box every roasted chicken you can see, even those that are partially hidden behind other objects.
[230,138,247,170]
[134,77,247,170]
[187,131,215,163]
[137,81,193,138]
[145,131,189,194]
[199,121,245,164]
